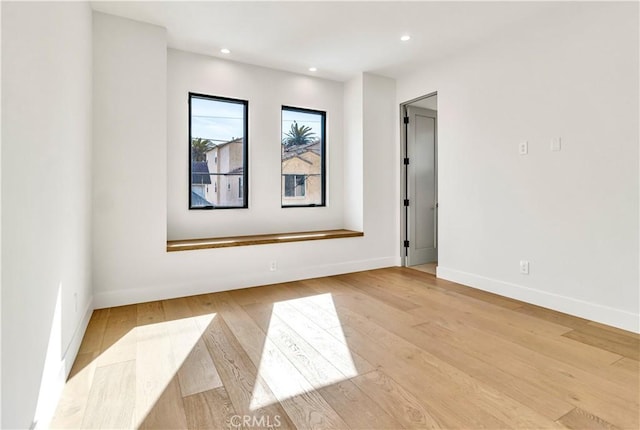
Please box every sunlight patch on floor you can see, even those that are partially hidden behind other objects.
[133,313,215,426]
[69,313,216,429]
[249,293,357,410]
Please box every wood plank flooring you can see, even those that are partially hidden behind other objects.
[51,267,639,429]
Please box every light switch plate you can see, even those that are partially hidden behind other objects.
[551,137,562,152]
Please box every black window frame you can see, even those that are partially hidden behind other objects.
[281,105,326,208]
[189,92,248,210]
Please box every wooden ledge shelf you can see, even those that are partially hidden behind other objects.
[167,229,363,252]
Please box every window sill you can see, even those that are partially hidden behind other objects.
[166,229,364,252]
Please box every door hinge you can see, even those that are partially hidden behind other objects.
[403,157,410,165]
[404,199,410,207]
[403,116,409,124]
[404,240,410,248]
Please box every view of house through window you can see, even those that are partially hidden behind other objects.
[189,93,248,209]
[281,106,326,207]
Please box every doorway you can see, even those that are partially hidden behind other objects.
[401,93,438,274]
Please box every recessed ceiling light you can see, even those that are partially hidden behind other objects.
[400,35,411,42]
[220,48,231,54]
[308,67,317,72]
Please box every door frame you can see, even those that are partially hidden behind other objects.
[400,92,438,267]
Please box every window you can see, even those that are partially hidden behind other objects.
[284,175,306,197]
[281,106,326,207]
[189,93,248,209]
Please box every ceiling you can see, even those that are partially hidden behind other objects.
[91,1,573,82]
[409,95,437,111]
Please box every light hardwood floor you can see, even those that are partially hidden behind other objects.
[409,262,437,276]
[51,267,639,429]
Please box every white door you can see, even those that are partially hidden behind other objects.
[406,106,437,266]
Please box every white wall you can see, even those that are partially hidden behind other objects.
[363,74,400,258]
[397,2,639,331]
[343,75,364,231]
[0,2,4,424]
[92,14,399,308]
[1,2,93,428]
[167,50,345,239]
[92,12,168,306]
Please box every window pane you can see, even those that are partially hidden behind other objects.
[281,107,325,207]
[296,175,306,197]
[284,175,295,197]
[190,94,247,209]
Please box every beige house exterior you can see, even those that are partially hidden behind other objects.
[281,141,323,206]
[204,137,244,207]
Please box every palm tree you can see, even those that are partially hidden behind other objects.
[191,138,215,162]
[283,121,316,147]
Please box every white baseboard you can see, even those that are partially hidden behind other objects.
[437,266,640,333]
[94,256,398,309]
[63,297,94,375]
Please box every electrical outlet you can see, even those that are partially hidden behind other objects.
[519,141,528,155]
[519,260,530,275]
[269,261,277,272]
